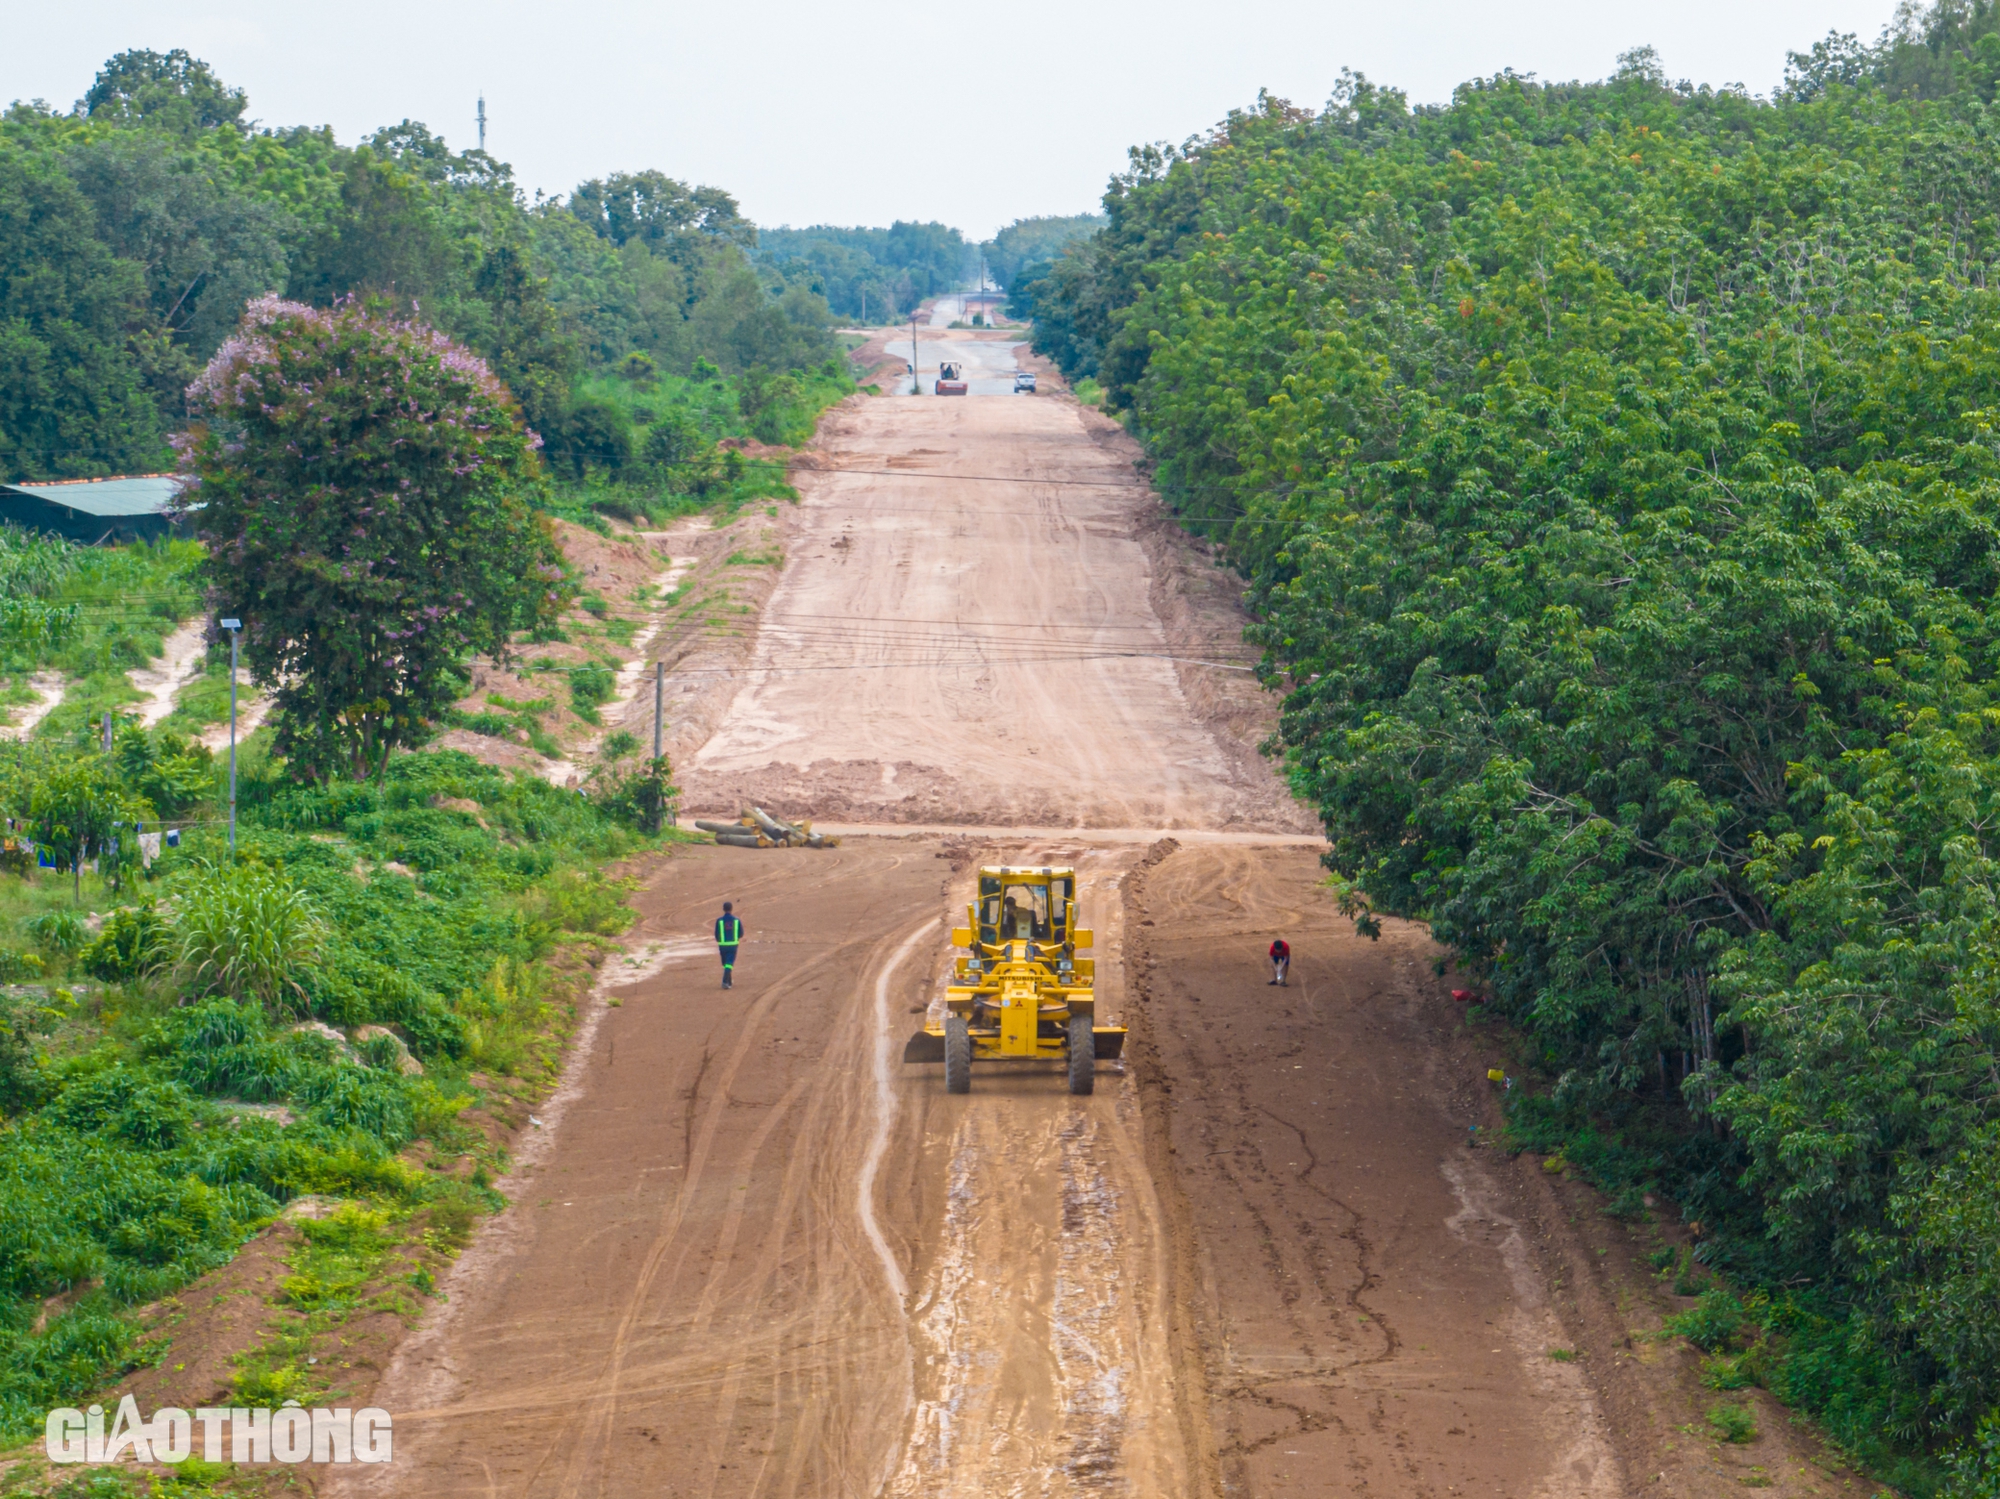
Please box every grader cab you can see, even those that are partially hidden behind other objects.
[903,866,1125,1094]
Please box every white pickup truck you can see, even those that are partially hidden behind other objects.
[1013,370,1037,394]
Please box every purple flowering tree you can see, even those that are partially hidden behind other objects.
[179,296,570,782]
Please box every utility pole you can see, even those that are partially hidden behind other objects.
[912,316,922,394]
[477,95,487,153]
[651,660,667,833]
[221,618,241,854]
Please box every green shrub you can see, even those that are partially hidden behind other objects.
[0,995,43,1115]
[1666,1290,1749,1353]
[1703,1354,1757,1390]
[79,904,168,983]
[172,864,326,1011]
[1940,1413,2000,1499]
[1707,1403,1759,1444]
[0,748,637,1436]
[588,755,676,833]
[113,723,213,815]
[0,948,44,983]
[25,911,87,956]
[523,867,634,936]
[450,710,517,738]
[569,661,615,722]
[642,411,707,474]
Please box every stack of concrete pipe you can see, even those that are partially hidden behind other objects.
[693,806,840,850]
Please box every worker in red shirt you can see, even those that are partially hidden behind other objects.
[1268,937,1290,987]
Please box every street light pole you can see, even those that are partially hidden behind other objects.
[221,618,241,854]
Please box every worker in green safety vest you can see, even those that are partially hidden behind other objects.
[714,903,744,990]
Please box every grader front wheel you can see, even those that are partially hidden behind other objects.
[945,1014,972,1094]
[1067,1014,1095,1095]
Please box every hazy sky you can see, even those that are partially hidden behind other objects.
[7,1,1901,239]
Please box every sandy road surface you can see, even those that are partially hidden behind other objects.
[685,389,1281,830]
[1126,844,1620,1498]
[364,840,1188,1499]
[360,374,1667,1499]
[366,844,944,1497]
[879,330,1026,394]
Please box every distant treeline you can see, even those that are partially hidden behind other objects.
[751,222,969,322]
[750,213,1106,323]
[1025,5,2000,1492]
[987,213,1104,311]
[0,49,846,482]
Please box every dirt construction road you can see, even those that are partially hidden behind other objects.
[682,391,1298,832]
[357,368,1771,1497]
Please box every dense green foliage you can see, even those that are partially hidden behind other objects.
[1030,13,2000,1486]
[983,212,1106,314]
[0,50,848,484]
[181,297,566,780]
[0,745,647,1438]
[753,221,969,321]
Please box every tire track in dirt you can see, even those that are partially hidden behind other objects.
[1125,841,1629,1498]
[538,868,913,1498]
[880,846,1187,1499]
[354,845,935,1497]
[348,380,1319,1499]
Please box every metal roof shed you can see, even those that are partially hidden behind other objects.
[0,475,185,544]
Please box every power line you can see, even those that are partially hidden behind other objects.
[745,607,1226,632]
[507,648,1259,679]
[654,456,1314,523]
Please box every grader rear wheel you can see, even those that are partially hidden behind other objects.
[1067,1014,1095,1095]
[945,1014,972,1094]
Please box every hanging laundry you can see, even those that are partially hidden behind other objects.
[165,828,181,848]
[138,832,161,869]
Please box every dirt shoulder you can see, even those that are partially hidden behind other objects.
[1124,840,1863,1499]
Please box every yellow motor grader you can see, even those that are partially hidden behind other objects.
[903,866,1125,1095]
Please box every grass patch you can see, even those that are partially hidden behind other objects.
[1707,1403,1759,1444]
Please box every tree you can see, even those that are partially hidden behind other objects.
[287,149,457,308]
[61,132,292,364]
[567,170,754,257]
[686,261,839,375]
[982,213,1105,291]
[27,756,146,901]
[0,143,167,477]
[180,296,569,782]
[83,49,247,135]
[459,238,581,443]
[1024,45,2000,1459]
